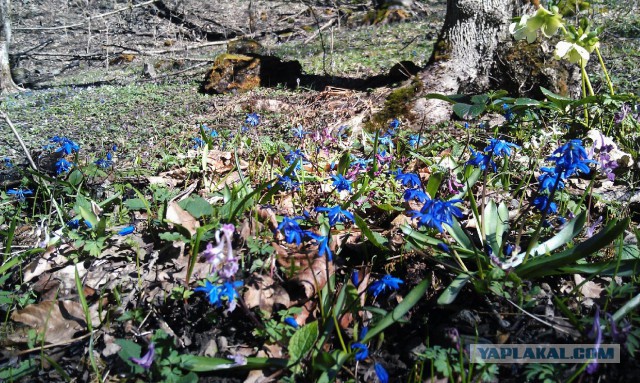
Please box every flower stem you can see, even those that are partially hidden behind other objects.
[595,46,615,96]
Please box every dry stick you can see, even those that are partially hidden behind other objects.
[14,0,156,31]
[1,111,37,170]
[303,18,336,44]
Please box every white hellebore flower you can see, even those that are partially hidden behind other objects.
[509,15,538,44]
[555,40,590,66]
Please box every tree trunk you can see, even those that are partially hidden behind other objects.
[413,0,579,124]
[0,0,19,94]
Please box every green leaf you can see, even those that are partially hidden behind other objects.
[361,278,430,343]
[124,198,149,211]
[445,219,474,252]
[354,213,387,250]
[68,169,83,186]
[613,292,640,322]
[115,339,144,374]
[78,205,99,229]
[317,350,350,383]
[179,195,214,218]
[540,86,573,110]
[289,321,319,364]
[452,103,486,119]
[179,355,288,372]
[483,200,507,254]
[425,172,442,199]
[515,218,629,279]
[437,273,471,305]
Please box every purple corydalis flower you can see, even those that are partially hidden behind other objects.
[130,342,155,369]
[586,305,603,374]
[201,224,237,280]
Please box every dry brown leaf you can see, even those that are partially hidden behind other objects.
[11,300,100,344]
[166,201,199,236]
[291,257,335,302]
[574,274,604,299]
[243,274,291,315]
[147,175,179,188]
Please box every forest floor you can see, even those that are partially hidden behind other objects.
[2,0,640,382]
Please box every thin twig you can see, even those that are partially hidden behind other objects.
[1,111,37,170]
[14,0,156,31]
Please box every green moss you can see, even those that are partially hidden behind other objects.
[365,77,423,131]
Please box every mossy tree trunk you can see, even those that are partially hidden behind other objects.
[0,0,19,94]
[412,0,578,124]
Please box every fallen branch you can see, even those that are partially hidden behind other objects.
[303,18,336,44]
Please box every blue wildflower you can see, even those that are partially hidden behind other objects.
[245,113,260,127]
[350,157,372,170]
[130,342,155,369]
[219,281,243,312]
[375,363,389,383]
[67,219,80,229]
[437,243,451,253]
[195,280,222,306]
[548,139,595,177]
[284,149,308,170]
[378,134,394,148]
[403,188,429,203]
[50,136,80,155]
[118,226,135,235]
[284,317,299,329]
[368,274,404,298]
[351,270,361,286]
[394,170,422,189]
[277,176,299,191]
[532,195,558,214]
[407,134,424,148]
[485,138,520,157]
[586,305,603,374]
[466,148,497,172]
[305,232,333,261]
[291,125,309,139]
[331,174,352,192]
[55,158,73,174]
[315,205,355,226]
[409,198,463,233]
[502,103,514,121]
[192,137,205,149]
[351,342,369,361]
[2,158,12,167]
[277,216,305,246]
[538,167,565,191]
[7,188,33,201]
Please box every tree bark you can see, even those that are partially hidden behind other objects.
[413,0,579,124]
[0,0,19,94]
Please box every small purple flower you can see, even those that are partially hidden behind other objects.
[606,313,632,344]
[585,216,603,238]
[586,305,603,374]
[130,342,155,369]
[368,274,404,298]
[201,224,237,279]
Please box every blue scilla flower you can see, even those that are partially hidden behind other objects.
[67,219,80,229]
[395,170,422,189]
[485,138,520,157]
[305,232,333,261]
[277,216,305,246]
[378,134,394,148]
[7,188,33,201]
[50,136,80,155]
[437,242,451,253]
[409,198,463,233]
[351,342,369,361]
[532,195,558,214]
[284,317,299,329]
[368,274,404,298]
[291,125,309,139]
[331,174,352,192]
[315,205,355,226]
[3,158,12,167]
[55,158,73,174]
[408,134,424,148]
[351,270,361,286]
[403,188,429,203]
[277,175,299,191]
[375,363,389,383]
[284,149,308,170]
[466,148,497,172]
[538,167,565,191]
[389,118,401,130]
[118,226,135,235]
[548,139,595,177]
[245,113,260,127]
[195,280,222,306]
[502,103,514,121]
[192,137,205,149]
